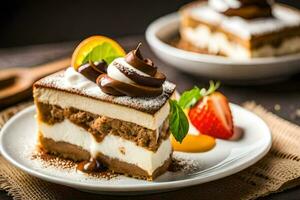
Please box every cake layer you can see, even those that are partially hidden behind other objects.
[181,2,300,41]
[34,67,176,114]
[34,87,169,130]
[180,25,300,58]
[38,119,172,175]
[39,136,171,180]
[34,68,175,130]
[36,102,170,151]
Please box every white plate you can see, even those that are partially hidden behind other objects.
[0,104,271,195]
[145,13,300,82]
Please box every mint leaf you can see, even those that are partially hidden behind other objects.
[82,42,123,65]
[178,81,221,109]
[169,100,189,143]
[178,86,201,109]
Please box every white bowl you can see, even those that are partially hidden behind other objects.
[145,13,300,82]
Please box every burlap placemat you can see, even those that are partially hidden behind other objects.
[0,101,299,200]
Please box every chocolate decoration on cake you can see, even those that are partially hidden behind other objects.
[115,62,165,87]
[209,0,273,19]
[78,60,107,82]
[125,43,157,76]
[90,60,107,74]
[78,63,101,82]
[97,74,163,97]
[97,43,166,98]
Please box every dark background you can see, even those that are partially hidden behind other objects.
[1,0,300,47]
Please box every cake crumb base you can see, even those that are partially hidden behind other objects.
[38,134,172,180]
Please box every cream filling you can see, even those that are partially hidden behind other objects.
[181,25,300,58]
[38,119,172,175]
[107,62,134,84]
[181,26,250,58]
[34,88,170,130]
[110,57,150,77]
[252,37,300,57]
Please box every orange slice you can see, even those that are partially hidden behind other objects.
[171,109,216,153]
[171,134,215,153]
[71,35,126,70]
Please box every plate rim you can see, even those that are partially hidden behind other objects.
[0,104,272,192]
[145,12,300,66]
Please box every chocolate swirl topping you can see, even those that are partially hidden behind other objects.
[78,61,107,82]
[96,44,166,97]
[125,44,157,76]
[209,0,273,19]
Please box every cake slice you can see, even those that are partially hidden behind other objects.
[179,0,300,59]
[33,40,177,180]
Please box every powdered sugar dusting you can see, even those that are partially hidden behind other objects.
[188,3,300,39]
[34,68,175,114]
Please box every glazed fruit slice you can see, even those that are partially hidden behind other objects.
[171,131,215,152]
[188,92,234,139]
[71,35,126,70]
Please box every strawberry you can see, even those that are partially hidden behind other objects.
[188,92,233,139]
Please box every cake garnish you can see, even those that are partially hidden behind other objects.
[71,35,125,82]
[97,43,166,97]
[179,81,220,109]
[170,81,220,143]
[71,35,126,70]
[169,99,189,143]
[209,0,273,19]
[125,43,157,76]
[178,81,234,140]
[77,61,107,82]
[169,81,220,143]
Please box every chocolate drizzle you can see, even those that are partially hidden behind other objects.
[97,44,166,97]
[77,158,107,173]
[210,0,273,19]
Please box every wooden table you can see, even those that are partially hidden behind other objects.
[0,35,300,199]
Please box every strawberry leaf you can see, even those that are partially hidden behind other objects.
[178,81,221,109]
[169,100,189,143]
[201,81,221,96]
[178,86,201,109]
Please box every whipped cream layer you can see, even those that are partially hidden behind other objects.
[107,57,150,84]
[181,25,300,58]
[186,3,300,39]
[38,119,172,174]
